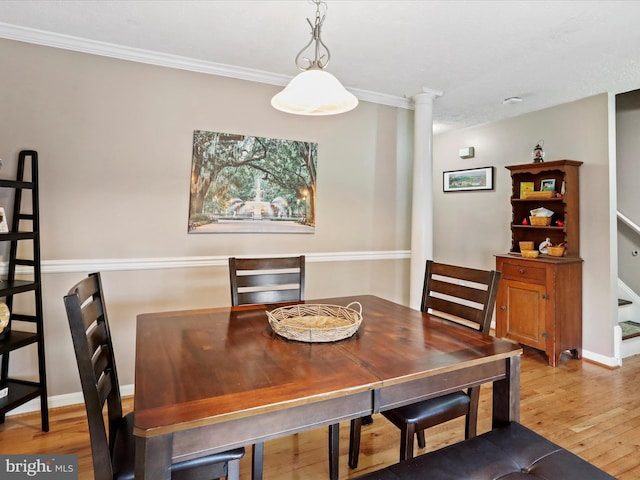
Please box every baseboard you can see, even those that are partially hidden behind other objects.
[5,384,135,417]
[581,348,621,368]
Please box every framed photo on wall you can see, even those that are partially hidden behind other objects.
[443,166,494,192]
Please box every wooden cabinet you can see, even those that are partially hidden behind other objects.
[496,160,583,367]
[496,255,582,367]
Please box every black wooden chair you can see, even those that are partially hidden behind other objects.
[229,256,305,306]
[64,272,245,480]
[348,260,502,467]
[228,256,339,480]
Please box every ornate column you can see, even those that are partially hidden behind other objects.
[410,88,442,310]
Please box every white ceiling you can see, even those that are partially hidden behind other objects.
[1,0,640,132]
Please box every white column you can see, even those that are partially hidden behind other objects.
[410,88,442,310]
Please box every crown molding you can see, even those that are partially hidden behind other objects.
[0,22,413,110]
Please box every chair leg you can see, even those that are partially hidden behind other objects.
[465,388,480,439]
[328,423,339,480]
[416,429,426,449]
[227,458,241,480]
[348,417,362,469]
[252,442,264,480]
[465,410,478,439]
[399,423,416,462]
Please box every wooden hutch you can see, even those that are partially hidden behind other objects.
[495,159,583,367]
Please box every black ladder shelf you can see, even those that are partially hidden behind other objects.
[0,150,48,431]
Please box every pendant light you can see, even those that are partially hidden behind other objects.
[271,0,358,116]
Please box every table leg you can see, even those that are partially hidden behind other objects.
[348,418,362,469]
[135,434,172,480]
[329,423,339,480]
[252,442,264,480]
[492,355,521,428]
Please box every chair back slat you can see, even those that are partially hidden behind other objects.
[421,260,501,334]
[86,322,107,359]
[229,256,305,306]
[64,272,119,480]
[81,299,103,331]
[236,288,303,306]
[235,271,303,289]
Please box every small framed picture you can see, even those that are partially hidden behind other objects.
[540,179,556,192]
[443,166,494,192]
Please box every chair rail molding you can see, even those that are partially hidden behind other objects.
[12,250,411,274]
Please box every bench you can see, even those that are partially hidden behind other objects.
[352,422,616,479]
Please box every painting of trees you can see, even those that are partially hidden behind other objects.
[189,130,317,233]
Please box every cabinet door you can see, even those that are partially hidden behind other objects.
[497,279,547,350]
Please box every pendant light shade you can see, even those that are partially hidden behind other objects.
[271,68,358,116]
[271,0,358,116]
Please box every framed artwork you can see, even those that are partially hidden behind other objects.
[443,166,494,192]
[540,179,556,191]
[188,130,317,234]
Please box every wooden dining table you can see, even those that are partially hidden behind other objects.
[133,294,522,479]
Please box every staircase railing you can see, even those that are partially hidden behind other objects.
[618,211,640,236]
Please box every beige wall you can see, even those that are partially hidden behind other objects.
[433,94,616,360]
[0,39,413,399]
[0,37,619,406]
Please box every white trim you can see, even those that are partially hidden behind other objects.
[581,348,620,368]
[38,250,411,274]
[0,22,412,111]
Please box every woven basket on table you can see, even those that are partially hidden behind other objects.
[266,302,362,343]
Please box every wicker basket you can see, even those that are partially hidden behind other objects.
[546,245,566,257]
[529,216,552,226]
[266,302,362,343]
[523,191,554,199]
[521,250,539,258]
[519,241,534,251]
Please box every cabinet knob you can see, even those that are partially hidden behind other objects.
[518,268,525,274]
[500,306,507,310]
[542,294,550,299]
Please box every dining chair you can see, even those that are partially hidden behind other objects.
[348,260,502,467]
[228,256,339,480]
[64,272,245,480]
[228,255,305,306]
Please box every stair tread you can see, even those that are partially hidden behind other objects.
[620,320,640,340]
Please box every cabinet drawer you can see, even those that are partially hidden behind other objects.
[500,261,547,283]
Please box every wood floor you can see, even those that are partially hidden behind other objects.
[1,346,639,479]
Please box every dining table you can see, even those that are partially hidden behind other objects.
[133,294,522,480]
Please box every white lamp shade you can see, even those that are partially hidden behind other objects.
[271,69,358,116]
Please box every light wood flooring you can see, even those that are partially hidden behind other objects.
[1,346,639,479]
